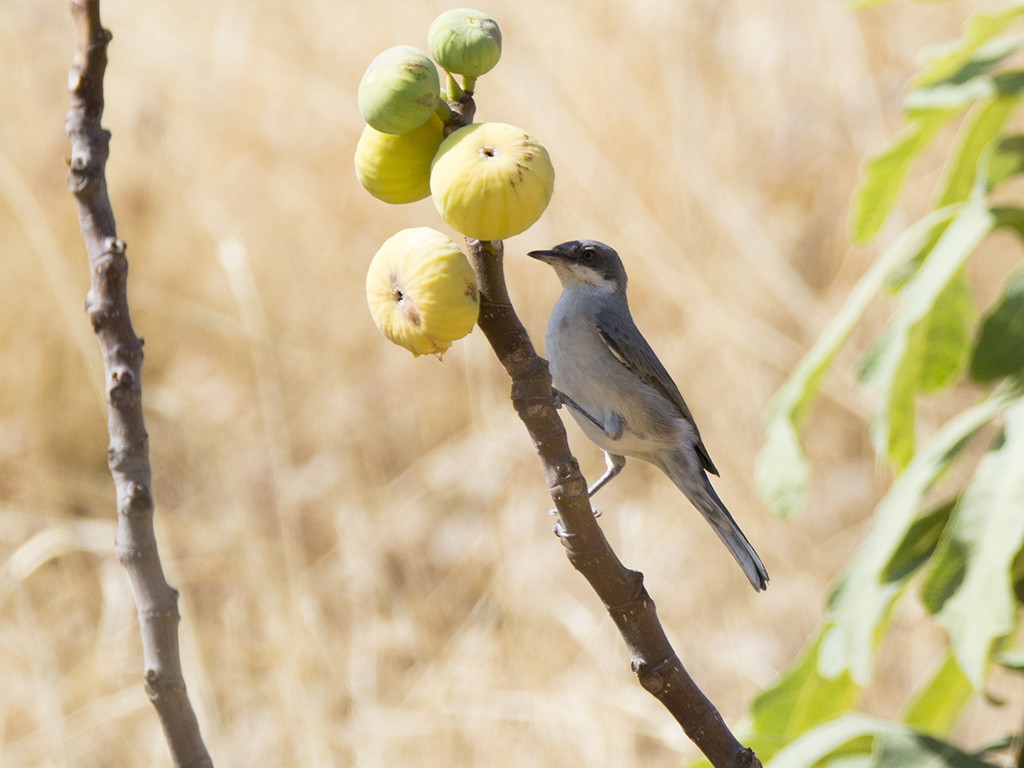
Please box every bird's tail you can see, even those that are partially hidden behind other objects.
[659,455,769,592]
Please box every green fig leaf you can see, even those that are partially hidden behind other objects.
[970,267,1024,382]
[987,135,1024,189]
[820,389,1014,686]
[757,205,961,518]
[881,499,955,584]
[913,8,1024,88]
[997,648,1024,673]
[754,418,811,521]
[749,629,860,762]
[922,399,1024,689]
[871,728,997,768]
[901,651,973,737]
[763,714,883,768]
[934,85,1024,208]
[850,110,955,244]
[859,200,994,469]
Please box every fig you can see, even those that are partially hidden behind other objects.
[355,112,446,204]
[366,227,480,359]
[430,122,555,241]
[428,9,502,80]
[358,46,441,135]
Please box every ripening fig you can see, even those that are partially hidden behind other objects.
[430,122,555,241]
[366,227,480,359]
[355,113,446,204]
[358,46,441,135]
[428,9,502,80]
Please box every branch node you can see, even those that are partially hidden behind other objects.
[116,541,156,563]
[140,601,181,622]
[638,670,665,694]
[111,367,136,388]
[145,668,187,697]
[108,438,149,471]
[119,482,153,514]
[88,305,118,331]
[554,460,578,483]
[68,168,91,194]
[633,655,680,692]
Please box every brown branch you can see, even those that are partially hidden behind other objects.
[467,238,761,768]
[65,2,213,766]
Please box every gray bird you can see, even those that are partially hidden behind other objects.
[528,240,769,592]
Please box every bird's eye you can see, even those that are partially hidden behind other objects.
[580,248,595,263]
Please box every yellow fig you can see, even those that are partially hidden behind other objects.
[430,122,555,241]
[355,113,446,204]
[358,46,440,135]
[366,227,480,359]
[428,9,502,79]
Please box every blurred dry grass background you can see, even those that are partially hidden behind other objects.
[1,0,1021,765]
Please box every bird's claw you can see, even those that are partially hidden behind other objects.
[548,508,601,538]
[551,388,563,409]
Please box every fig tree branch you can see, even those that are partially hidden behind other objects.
[466,237,761,768]
[65,2,213,766]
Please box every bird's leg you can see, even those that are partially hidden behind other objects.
[587,451,626,497]
[554,388,624,441]
[550,389,624,503]
[552,388,604,430]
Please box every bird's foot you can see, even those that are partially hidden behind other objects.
[548,509,602,533]
[550,388,564,410]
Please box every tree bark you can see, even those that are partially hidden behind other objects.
[466,238,761,768]
[65,2,213,766]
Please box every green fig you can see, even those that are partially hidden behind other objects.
[428,9,502,80]
[358,46,440,135]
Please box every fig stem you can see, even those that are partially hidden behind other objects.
[461,74,477,94]
[435,100,455,123]
[446,70,465,102]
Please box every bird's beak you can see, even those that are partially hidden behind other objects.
[527,249,559,264]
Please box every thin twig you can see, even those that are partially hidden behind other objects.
[65,1,213,766]
[466,238,761,768]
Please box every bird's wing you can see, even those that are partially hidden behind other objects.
[595,307,719,476]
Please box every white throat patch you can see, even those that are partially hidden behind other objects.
[559,262,615,291]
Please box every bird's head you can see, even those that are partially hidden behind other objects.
[527,240,627,295]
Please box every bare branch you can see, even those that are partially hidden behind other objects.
[65,2,213,766]
[466,238,761,768]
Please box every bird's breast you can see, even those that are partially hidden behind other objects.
[543,296,687,460]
